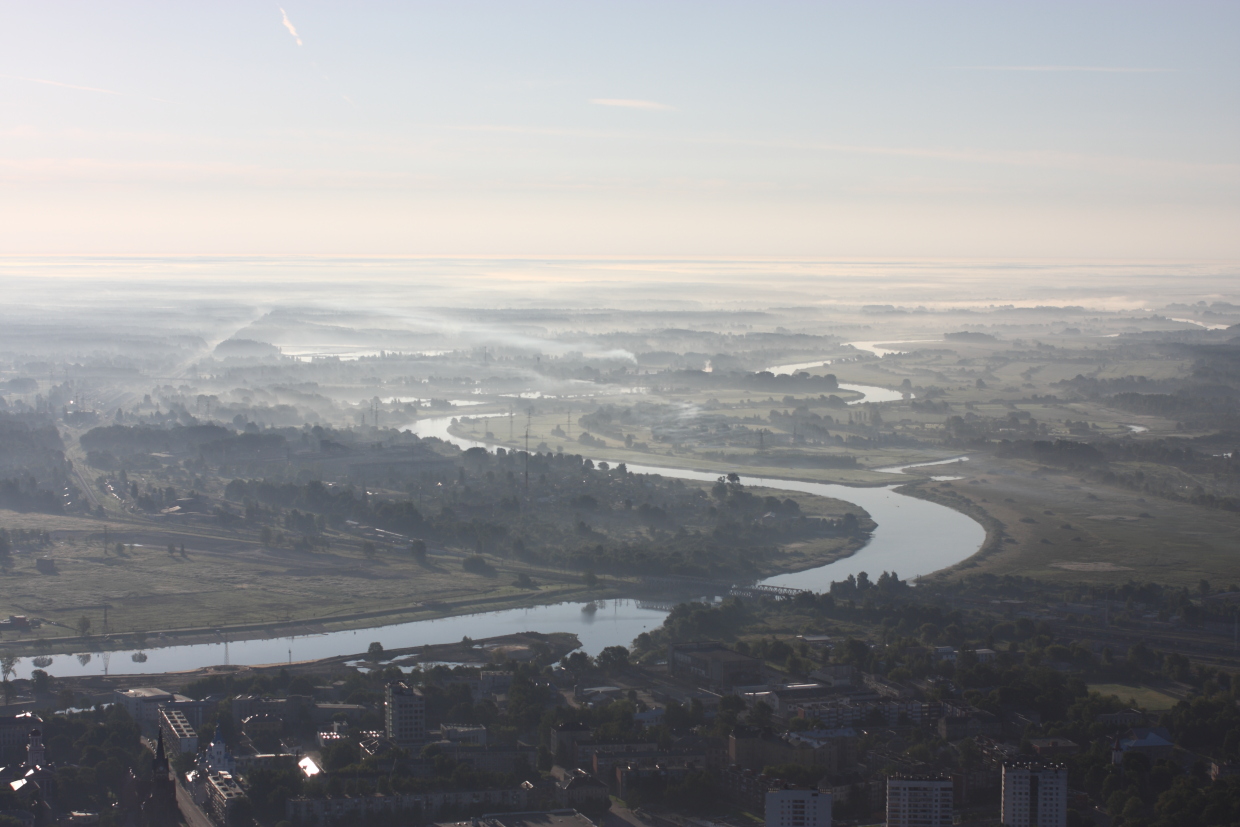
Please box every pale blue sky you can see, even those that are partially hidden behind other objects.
[0,1,1235,257]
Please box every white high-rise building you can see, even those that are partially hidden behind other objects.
[886,775,954,827]
[765,788,832,827]
[385,681,426,747]
[1001,760,1068,827]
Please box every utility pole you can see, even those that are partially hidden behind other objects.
[524,408,532,489]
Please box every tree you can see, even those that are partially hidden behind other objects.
[362,541,377,560]
[0,653,15,682]
[368,641,384,659]
[411,539,427,562]
[76,615,92,638]
[582,570,598,589]
[30,669,51,695]
[463,555,494,576]
[597,646,630,674]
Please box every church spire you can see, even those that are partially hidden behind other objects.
[153,727,168,773]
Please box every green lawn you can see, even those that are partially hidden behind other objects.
[1087,683,1182,711]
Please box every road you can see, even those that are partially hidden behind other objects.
[177,778,216,827]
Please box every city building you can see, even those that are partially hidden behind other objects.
[1001,760,1067,827]
[206,770,246,825]
[114,687,178,731]
[765,787,832,827]
[24,728,43,768]
[159,708,199,755]
[554,771,610,812]
[0,714,42,765]
[435,811,597,827]
[667,642,764,691]
[199,724,235,775]
[886,775,954,827]
[386,681,426,747]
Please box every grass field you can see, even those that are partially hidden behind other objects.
[1087,683,1183,711]
[916,454,1240,589]
[0,475,872,643]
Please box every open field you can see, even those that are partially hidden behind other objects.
[3,285,1239,655]
[0,473,871,647]
[912,454,1240,589]
[1087,683,1184,711]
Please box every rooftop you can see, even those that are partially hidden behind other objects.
[437,810,596,827]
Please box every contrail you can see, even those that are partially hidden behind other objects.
[280,6,303,46]
[0,74,168,103]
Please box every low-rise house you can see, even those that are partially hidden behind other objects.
[1028,738,1079,758]
[728,727,858,775]
[614,758,704,802]
[811,664,854,688]
[554,772,610,812]
[441,723,488,747]
[1096,708,1146,728]
[1112,728,1174,764]
[436,809,597,827]
[938,705,1001,740]
[444,743,538,774]
[287,786,529,824]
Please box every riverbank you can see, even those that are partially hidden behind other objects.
[0,417,985,681]
[0,631,583,714]
[0,578,614,658]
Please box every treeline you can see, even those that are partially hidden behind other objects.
[994,438,1106,466]
[1054,366,1240,429]
[30,706,150,816]
[0,412,70,476]
[225,478,427,536]
[80,422,233,457]
[0,412,80,513]
[650,369,840,392]
[223,449,869,578]
[0,527,53,558]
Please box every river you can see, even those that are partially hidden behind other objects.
[405,416,983,595]
[8,390,985,680]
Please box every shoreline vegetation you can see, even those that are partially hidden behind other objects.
[0,511,875,659]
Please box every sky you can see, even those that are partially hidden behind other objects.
[0,1,1236,258]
